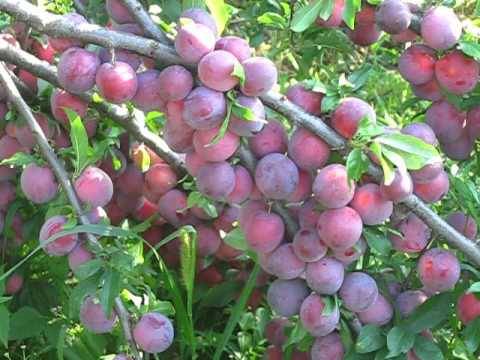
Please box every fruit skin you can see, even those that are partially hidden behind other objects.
[133,312,174,353]
[346,6,381,46]
[95,62,138,104]
[418,248,460,293]
[313,164,355,208]
[245,210,284,253]
[48,13,86,52]
[157,65,194,102]
[266,244,305,280]
[193,127,240,162]
[180,8,218,37]
[5,273,23,295]
[57,47,100,94]
[310,332,345,360]
[39,215,79,256]
[292,228,327,263]
[266,278,309,317]
[398,44,436,85]
[50,89,88,127]
[20,163,58,204]
[316,207,363,251]
[215,36,251,62]
[316,0,345,28]
[458,293,480,324]
[300,293,340,337]
[240,57,278,97]
[357,294,393,326]
[446,211,477,240]
[175,23,216,63]
[305,257,344,295]
[183,86,226,130]
[339,272,379,312]
[390,213,431,253]
[286,84,323,115]
[376,0,412,34]
[74,166,114,208]
[228,96,265,137]
[395,290,428,317]
[350,183,393,225]
[435,50,479,95]
[421,6,462,50]
[80,296,117,334]
[68,243,94,271]
[248,121,288,158]
[380,170,413,202]
[254,153,299,200]
[413,170,449,204]
[106,0,135,24]
[425,100,466,144]
[198,50,240,92]
[331,97,376,138]
[288,128,330,171]
[196,161,236,200]
[131,70,166,112]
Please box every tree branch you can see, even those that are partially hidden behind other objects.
[0,62,141,360]
[120,0,172,44]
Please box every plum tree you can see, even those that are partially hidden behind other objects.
[193,127,239,161]
[74,166,113,208]
[196,161,236,200]
[300,293,340,336]
[39,215,79,256]
[198,50,240,92]
[245,210,284,253]
[20,163,58,204]
[395,290,428,317]
[313,164,355,208]
[418,248,460,293]
[435,51,479,95]
[446,211,477,239]
[57,47,100,94]
[265,244,305,279]
[317,207,363,250]
[266,278,309,317]
[80,296,117,333]
[357,294,393,325]
[248,121,288,158]
[398,45,436,85]
[288,128,330,170]
[310,332,345,360]
[350,183,393,225]
[292,228,327,262]
[95,61,138,104]
[182,86,226,130]
[254,153,299,200]
[390,213,431,253]
[376,0,412,34]
[305,257,345,295]
[331,97,376,138]
[240,57,278,96]
[421,6,462,50]
[228,96,265,136]
[175,22,216,63]
[157,65,194,101]
[457,293,480,324]
[339,272,379,312]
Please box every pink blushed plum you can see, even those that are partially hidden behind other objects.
[39,215,78,256]
[133,312,174,353]
[80,296,117,333]
[21,163,58,204]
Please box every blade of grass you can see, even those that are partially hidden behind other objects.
[212,259,260,360]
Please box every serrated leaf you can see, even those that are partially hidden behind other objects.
[206,0,230,34]
[356,325,385,353]
[354,116,384,143]
[387,326,415,356]
[346,148,370,182]
[65,109,90,177]
[413,336,444,360]
[224,228,248,251]
[348,65,373,91]
[291,0,323,32]
[231,62,245,87]
[99,268,120,318]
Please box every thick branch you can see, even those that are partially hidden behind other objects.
[120,0,172,44]
[0,41,186,176]
[0,62,141,360]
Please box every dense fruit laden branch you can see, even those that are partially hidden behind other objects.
[0,62,142,360]
[1,0,480,268]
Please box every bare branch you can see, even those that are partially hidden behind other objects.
[0,62,141,360]
[120,0,172,44]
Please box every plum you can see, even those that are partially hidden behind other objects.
[350,183,393,225]
[421,6,462,50]
[300,294,340,337]
[193,127,239,162]
[145,164,177,197]
[106,0,135,23]
[313,164,355,208]
[175,22,215,63]
[80,296,117,333]
[133,312,174,353]
[435,50,479,95]
[5,273,23,295]
[266,244,306,280]
[316,0,344,28]
[390,213,431,253]
[21,163,58,204]
[287,169,313,203]
[255,153,299,200]
[198,50,240,92]
[228,96,265,137]
[380,170,413,202]
[266,278,309,317]
[457,293,480,324]
[158,65,194,102]
[265,318,290,346]
[398,45,436,85]
[331,97,376,138]
[74,166,113,208]
[240,57,278,97]
[68,243,94,271]
[292,228,327,263]
[96,61,138,104]
[227,165,253,204]
[131,70,166,112]
[248,121,288,158]
[305,257,344,295]
[215,36,251,62]
[245,210,284,253]
[317,207,363,250]
[376,0,412,34]
[286,84,323,115]
[413,170,449,203]
[196,161,236,200]
[425,100,466,144]
[180,8,218,37]
[446,211,477,239]
[39,215,78,256]
[288,128,330,171]
[346,6,381,46]
[310,332,344,360]
[395,290,428,317]
[57,47,100,94]
[418,248,460,293]
[339,272,379,312]
[183,87,226,130]
[357,294,393,325]
[48,13,86,52]
[50,89,88,127]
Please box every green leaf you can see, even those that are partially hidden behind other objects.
[65,109,90,177]
[458,40,480,62]
[224,228,248,251]
[348,65,373,91]
[232,102,257,122]
[476,0,480,16]
[0,306,9,347]
[401,292,454,334]
[68,274,100,318]
[363,228,392,255]
[257,12,287,29]
[199,281,242,308]
[291,0,323,32]
[356,325,386,353]
[187,191,218,218]
[9,307,47,340]
[179,227,196,331]
[321,296,337,316]
[99,268,121,318]
[467,282,480,293]
[209,100,232,145]
[0,152,37,167]
[346,148,370,182]
[386,326,415,356]
[353,116,384,143]
[376,133,441,171]
[212,262,260,360]
[321,95,340,113]
[463,317,480,354]
[343,0,362,29]
[318,0,334,20]
[73,259,104,281]
[370,142,395,185]
[303,79,327,93]
[413,336,444,360]
[205,0,230,34]
[231,62,246,87]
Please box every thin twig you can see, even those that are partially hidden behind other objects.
[120,0,172,44]
[0,62,141,360]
